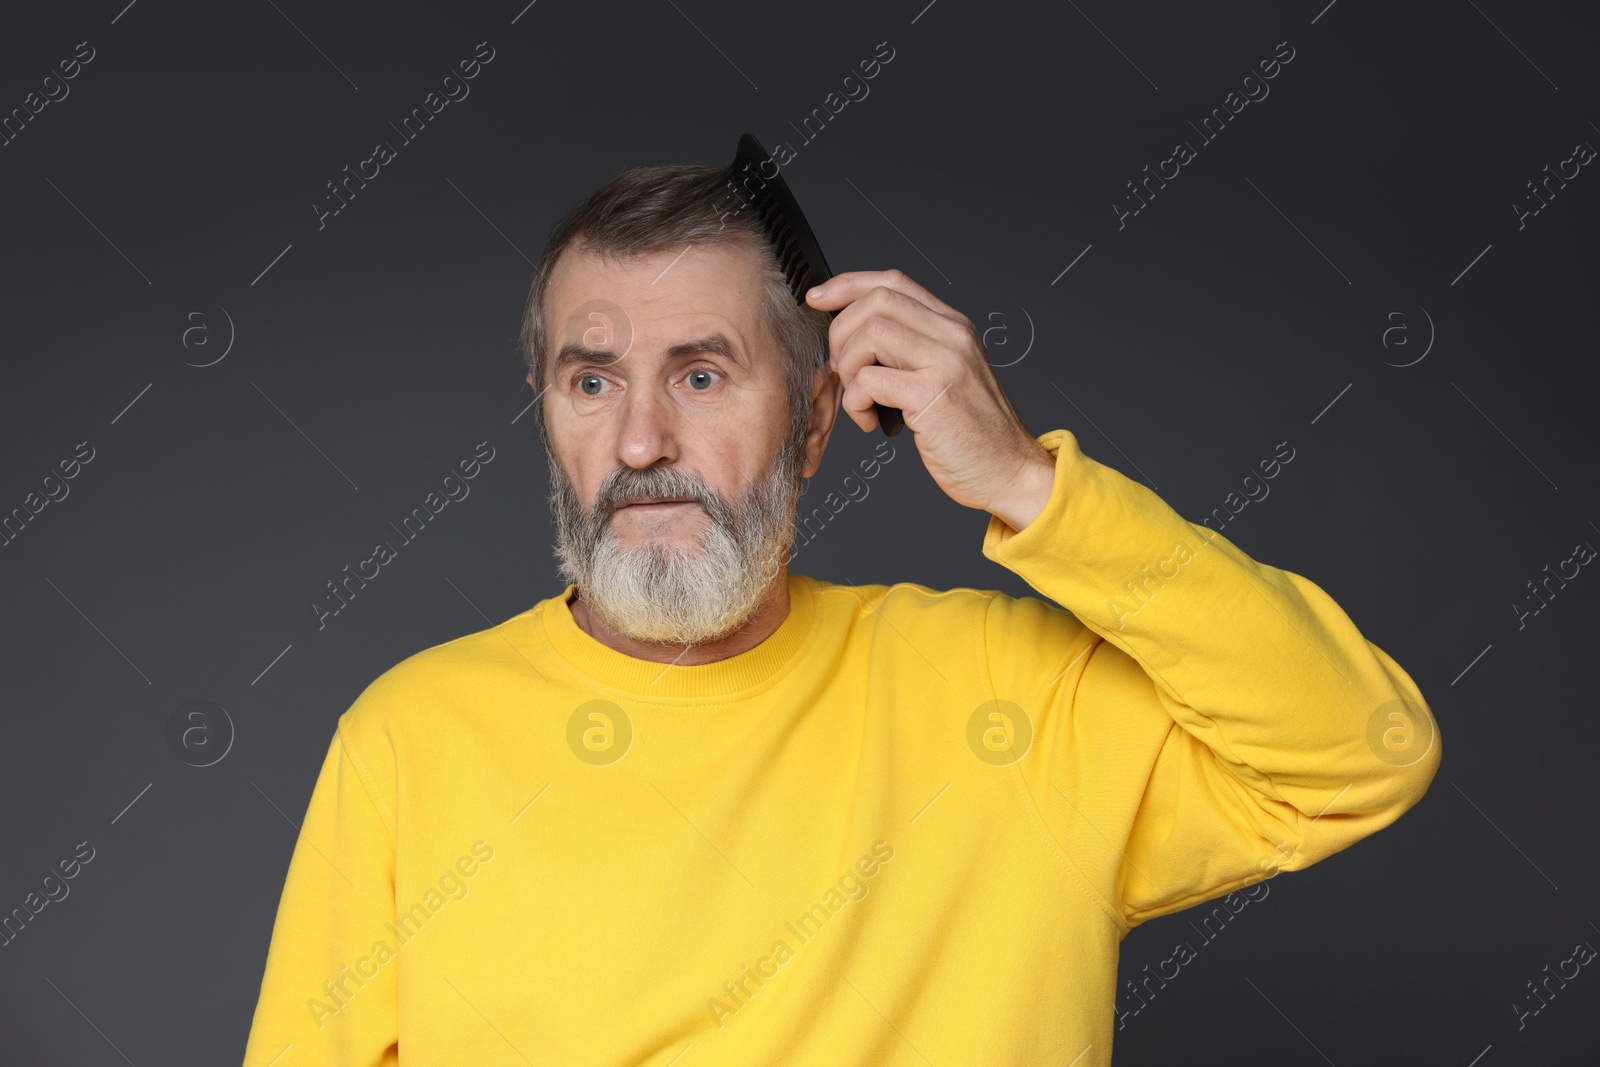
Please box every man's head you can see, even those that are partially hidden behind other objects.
[520,163,841,645]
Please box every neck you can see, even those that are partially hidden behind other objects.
[567,568,791,665]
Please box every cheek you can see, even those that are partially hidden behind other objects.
[695,428,773,487]
[547,437,606,503]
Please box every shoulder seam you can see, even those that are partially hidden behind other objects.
[980,592,1130,936]
[337,717,397,847]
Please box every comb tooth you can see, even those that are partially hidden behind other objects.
[732,159,823,300]
[782,258,806,292]
[778,244,803,276]
[765,222,809,294]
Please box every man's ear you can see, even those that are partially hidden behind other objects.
[801,364,842,479]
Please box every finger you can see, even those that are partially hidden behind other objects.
[839,363,917,434]
[806,268,962,321]
[832,314,942,398]
[826,285,969,377]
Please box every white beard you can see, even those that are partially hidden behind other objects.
[546,435,805,645]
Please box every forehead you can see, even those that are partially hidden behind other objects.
[544,239,769,355]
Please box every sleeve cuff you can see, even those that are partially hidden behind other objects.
[981,427,1077,557]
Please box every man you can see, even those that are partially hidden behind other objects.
[241,163,1440,1066]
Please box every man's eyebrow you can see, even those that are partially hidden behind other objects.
[552,341,622,369]
[665,334,747,368]
[551,333,748,372]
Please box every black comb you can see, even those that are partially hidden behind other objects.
[727,133,904,437]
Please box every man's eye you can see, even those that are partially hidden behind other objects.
[685,369,720,391]
[577,374,609,396]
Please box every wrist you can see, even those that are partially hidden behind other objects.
[988,447,1057,533]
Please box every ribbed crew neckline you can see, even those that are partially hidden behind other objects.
[535,572,819,702]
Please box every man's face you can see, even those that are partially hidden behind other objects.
[531,238,834,644]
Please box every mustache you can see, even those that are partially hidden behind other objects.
[591,467,723,526]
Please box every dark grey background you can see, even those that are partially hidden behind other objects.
[2,0,1596,1063]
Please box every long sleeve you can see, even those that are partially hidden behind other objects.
[980,428,1440,930]
[241,710,400,1066]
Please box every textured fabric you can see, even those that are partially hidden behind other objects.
[240,427,1439,1066]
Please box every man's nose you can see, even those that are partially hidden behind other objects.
[613,380,680,470]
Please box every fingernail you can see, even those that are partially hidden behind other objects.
[807,285,825,299]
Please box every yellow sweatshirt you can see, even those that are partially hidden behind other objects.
[241,427,1439,1067]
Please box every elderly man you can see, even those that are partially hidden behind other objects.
[241,162,1439,1067]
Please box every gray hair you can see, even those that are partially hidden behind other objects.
[518,162,831,452]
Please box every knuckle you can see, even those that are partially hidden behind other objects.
[827,315,849,351]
